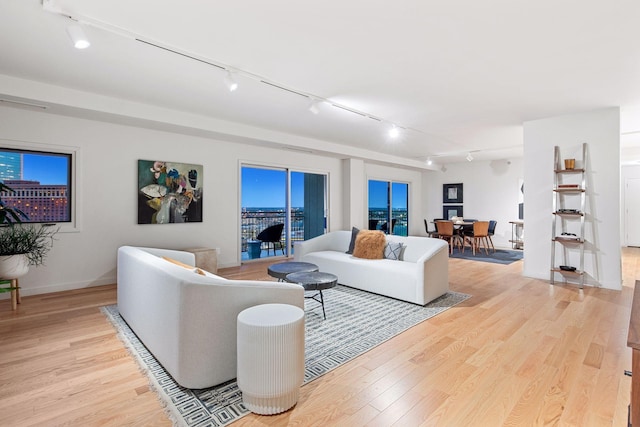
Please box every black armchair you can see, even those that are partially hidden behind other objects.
[256,223,285,256]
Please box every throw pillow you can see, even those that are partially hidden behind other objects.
[346,226,360,254]
[352,230,386,259]
[162,256,194,269]
[384,242,405,261]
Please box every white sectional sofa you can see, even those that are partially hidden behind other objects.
[294,231,449,305]
[117,246,304,389]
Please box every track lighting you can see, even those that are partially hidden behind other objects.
[426,157,433,166]
[466,152,474,162]
[224,71,238,92]
[388,125,400,139]
[66,25,90,49]
[308,99,320,115]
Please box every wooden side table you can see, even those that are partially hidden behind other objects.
[0,279,21,311]
[183,247,218,274]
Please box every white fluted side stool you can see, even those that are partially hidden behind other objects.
[237,303,305,415]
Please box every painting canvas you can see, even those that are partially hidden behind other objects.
[138,160,203,224]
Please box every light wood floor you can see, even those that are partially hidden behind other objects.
[1,248,638,426]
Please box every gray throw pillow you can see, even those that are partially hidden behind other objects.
[346,227,360,254]
[384,242,405,260]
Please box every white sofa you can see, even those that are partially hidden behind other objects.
[117,246,304,389]
[294,231,449,305]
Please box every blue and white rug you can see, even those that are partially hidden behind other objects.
[102,285,470,427]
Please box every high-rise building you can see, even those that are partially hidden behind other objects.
[0,179,70,222]
[0,151,23,180]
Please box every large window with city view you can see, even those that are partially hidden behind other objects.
[368,180,409,236]
[241,165,327,260]
[0,148,72,223]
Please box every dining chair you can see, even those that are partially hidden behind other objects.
[424,219,439,238]
[435,220,461,254]
[464,221,490,255]
[487,220,497,252]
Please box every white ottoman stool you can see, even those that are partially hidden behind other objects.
[237,303,305,415]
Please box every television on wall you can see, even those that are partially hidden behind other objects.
[0,148,72,223]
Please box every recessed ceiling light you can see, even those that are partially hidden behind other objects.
[389,125,399,139]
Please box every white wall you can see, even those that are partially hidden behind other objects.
[0,105,351,296]
[523,108,621,290]
[422,158,525,249]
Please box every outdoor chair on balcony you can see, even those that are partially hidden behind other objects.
[257,223,285,256]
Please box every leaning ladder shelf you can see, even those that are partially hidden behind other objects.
[550,143,587,288]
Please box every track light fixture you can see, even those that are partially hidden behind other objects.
[66,25,90,49]
[426,157,433,166]
[466,152,474,162]
[224,71,238,92]
[308,99,320,115]
[45,2,421,142]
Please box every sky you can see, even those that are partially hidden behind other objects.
[241,167,304,208]
[241,167,408,209]
[23,153,69,185]
[368,180,408,209]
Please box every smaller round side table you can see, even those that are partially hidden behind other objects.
[285,271,338,320]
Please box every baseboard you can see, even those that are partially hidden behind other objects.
[0,276,116,299]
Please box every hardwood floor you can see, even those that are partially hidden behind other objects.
[0,248,638,426]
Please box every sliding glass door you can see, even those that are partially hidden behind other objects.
[368,179,408,236]
[241,165,327,261]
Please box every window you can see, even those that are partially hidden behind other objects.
[0,140,80,231]
[368,180,408,236]
[241,165,327,260]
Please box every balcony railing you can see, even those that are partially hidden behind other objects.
[241,209,305,255]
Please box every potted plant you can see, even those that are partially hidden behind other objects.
[0,182,58,281]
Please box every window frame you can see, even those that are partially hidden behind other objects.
[0,139,82,233]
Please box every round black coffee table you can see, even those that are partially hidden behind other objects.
[267,261,319,281]
[285,271,338,320]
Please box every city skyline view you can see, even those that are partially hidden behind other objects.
[0,149,71,223]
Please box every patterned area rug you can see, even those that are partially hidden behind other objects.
[102,285,470,427]
[450,248,523,264]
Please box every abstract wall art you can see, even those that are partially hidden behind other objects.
[138,160,203,224]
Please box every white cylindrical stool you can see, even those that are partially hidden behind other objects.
[237,303,305,415]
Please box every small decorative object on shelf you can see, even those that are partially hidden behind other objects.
[550,143,588,288]
[564,158,576,170]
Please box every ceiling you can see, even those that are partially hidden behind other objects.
[1,0,640,167]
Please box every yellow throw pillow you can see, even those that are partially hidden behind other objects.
[352,230,386,259]
[162,256,194,269]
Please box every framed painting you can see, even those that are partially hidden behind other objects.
[443,183,463,203]
[138,160,203,224]
[443,205,463,220]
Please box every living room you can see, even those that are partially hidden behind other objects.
[1,1,640,425]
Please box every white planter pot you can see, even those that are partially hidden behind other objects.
[0,254,30,279]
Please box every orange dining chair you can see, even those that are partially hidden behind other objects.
[435,220,461,254]
[464,221,490,255]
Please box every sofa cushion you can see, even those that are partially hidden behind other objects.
[353,230,386,259]
[345,226,360,254]
[384,241,405,261]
